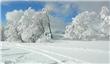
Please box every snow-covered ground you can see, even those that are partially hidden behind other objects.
[0,40,109,64]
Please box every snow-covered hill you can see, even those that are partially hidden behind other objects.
[1,40,109,64]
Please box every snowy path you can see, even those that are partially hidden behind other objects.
[1,41,109,64]
[1,43,65,64]
[2,42,84,64]
[18,44,90,64]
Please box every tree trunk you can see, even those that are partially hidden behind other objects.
[46,13,53,39]
[15,27,24,42]
[1,26,5,41]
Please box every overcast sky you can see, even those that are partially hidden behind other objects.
[75,1,110,12]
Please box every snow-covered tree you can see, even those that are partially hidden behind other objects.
[5,7,53,42]
[5,9,24,42]
[65,6,110,40]
[99,6,110,40]
[100,6,110,19]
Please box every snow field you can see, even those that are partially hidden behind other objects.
[1,41,109,64]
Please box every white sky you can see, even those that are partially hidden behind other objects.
[75,1,110,13]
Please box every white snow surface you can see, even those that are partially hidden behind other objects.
[0,41,109,64]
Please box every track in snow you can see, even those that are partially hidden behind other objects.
[19,44,90,64]
[1,43,82,64]
[2,43,65,64]
[1,41,109,64]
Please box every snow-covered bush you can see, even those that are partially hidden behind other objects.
[65,6,110,40]
[5,7,52,42]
